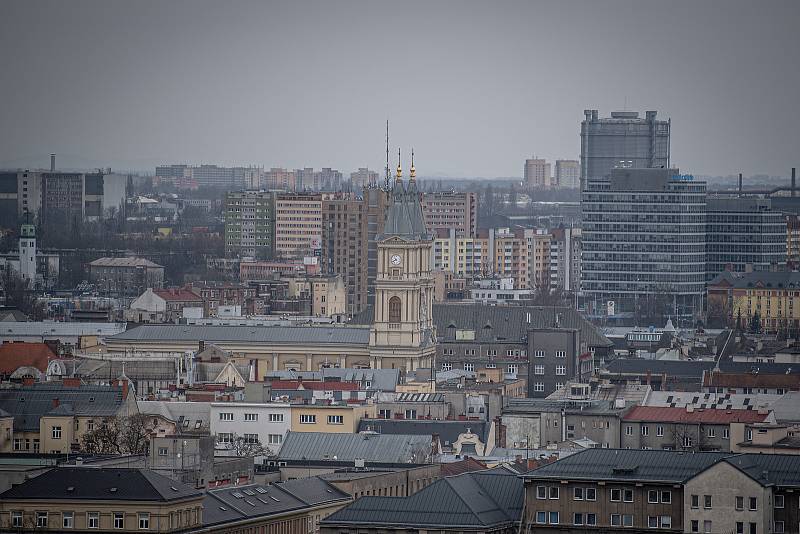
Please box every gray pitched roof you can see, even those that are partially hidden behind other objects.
[107,324,370,346]
[277,431,433,464]
[0,321,126,338]
[321,468,522,529]
[72,358,177,382]
[0,467,201,501]
[137,400,211,432]
[379,179,431,241]
[358,419,488,447]
[723,454,800,488]
[522,448,731,483]
[265,368,400,391]
[0,383,128,432]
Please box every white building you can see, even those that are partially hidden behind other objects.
[210,402,292,458]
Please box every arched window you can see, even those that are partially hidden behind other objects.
[388,296,402,323]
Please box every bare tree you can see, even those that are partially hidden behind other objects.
[217,433,272,458]
[81,415,150,455]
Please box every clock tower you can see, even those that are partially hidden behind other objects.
[369,152,436,371]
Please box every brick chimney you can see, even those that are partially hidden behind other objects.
[116,379,129,400]
[22,377,35,386]
[52,398,60,408]
[63,377,81,387]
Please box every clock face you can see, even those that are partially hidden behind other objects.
[390,254,402,266]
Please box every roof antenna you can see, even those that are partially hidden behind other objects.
[385,120,390,191]
[396,148,402,181]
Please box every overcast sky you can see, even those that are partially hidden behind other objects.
[0,0,798,178]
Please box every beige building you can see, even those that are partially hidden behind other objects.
[275,192,323,259]
[421,191,477,238]
[309,274,346,317]
[554,159,580,189]
[290,404,376,434]
[525,157,551,189]
[493,228,529,289]
[525,229,552,290]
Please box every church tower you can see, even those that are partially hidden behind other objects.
[369,151,436,371]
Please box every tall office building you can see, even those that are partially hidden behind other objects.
[582,168,706,323]
[580,110,670,190]
[274,192,323,259]
[706,197,786,278]
[524,158,551,188]
[554,160,580,189]
[224,191,276,258]
[420,191,477,238]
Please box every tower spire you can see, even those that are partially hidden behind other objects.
[396,147,402,181]
[409,149,416,181]
[385,120,390,190]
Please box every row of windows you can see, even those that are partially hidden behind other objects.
[626,425,730,439]
[218,412,284,422]
[690,494,763,510]
[299,414,343,424]
[536,485,671,504]
[11,511,150,530]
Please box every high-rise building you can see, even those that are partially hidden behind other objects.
[364,188,389,307]
[582,168,706,323]
[17,223,36,286]
[525,229,552,290]
[274,192,323,259]
[524,158,551,188]
[549,227,582,293]
[705,197,786,278]
[554,159,580,189]
[433,229,490,278]
[420,191,477,238]
[350,168,379,189]
[580,110,670,190]
[493,228,529,289]
[294,167,343,191]
[155,164,257,189]
[41,171,104,223]
[224,191,276,258]
[258,168,296,191]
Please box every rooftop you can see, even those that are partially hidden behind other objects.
[277,431,433,464]
[622,405,771,424]
[107,324,371,346]
[0,342,56,375]
[89,257,163,268]
[0,321,126,338]
[357,419,489,447]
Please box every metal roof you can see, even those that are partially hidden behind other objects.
[724,454,800,488]
[277,431,432,464]
[89,257,163,268]
[321,467,522,529]
[0,321,127,338]
[623,405,771,424]
[522,448,731,483]
[358,419,488,446]
[107,324,371,346]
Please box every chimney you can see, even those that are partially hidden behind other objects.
[738,173,743,196]
[52,398,60,408]
[198,340,205,354]
[50,153,56,172]
[117,378,129,400]
[22,377,35,386]
[793,168,796,198]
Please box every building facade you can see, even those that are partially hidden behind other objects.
[224,191,276,259]
[88,257,165,297]
[525,158,551,189]
[420,191,477,238]
[555,159,580,189]
[275,192,323,259]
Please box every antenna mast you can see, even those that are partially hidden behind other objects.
[385,120,390,190]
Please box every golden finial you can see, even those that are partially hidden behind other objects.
[409,149,416,181]
[396,148,402,180]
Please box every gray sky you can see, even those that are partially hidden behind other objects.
[1,0,798,178]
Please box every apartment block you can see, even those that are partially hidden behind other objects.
[525,158,551,189]
[493,228,529,289]
[550,227,582,292]
[274,192,323,259]
[224,190,276,258]
[290,404,376,434]
[210,402,291,455]
[554,159,580,189]
[421,191,477,238]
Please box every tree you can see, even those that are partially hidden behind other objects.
[749,312,762,334]
[81,414,150,455]
[217,433,272,458]
[1,269,45,319]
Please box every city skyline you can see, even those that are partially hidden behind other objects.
[1,0,799,178]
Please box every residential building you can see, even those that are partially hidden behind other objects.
[525,228,552,290]
[274,192,323,259]
[188,281,263,317]
[620,405,773,451]
[493,227,529,288]
[126,288,205,323]
[0,170,43,227]
[349,168,379,189]
[550,226,581,292]
[0,467,205,532]
[582,167,707,324]
[702,370,800,395]
[259,167,296,191]
[525,157,551,189]
[357,418,491,456]
[432,230,490,278]
[291,404,375,434]
[210,402,291,455]
[321,467,523,534]
[308,274,346,317]
[580,109,670,190]
[420,191,477,238]
[787,214,800,268]
[88,257,165,297]
[706,197,786,279]
[155,164,256,189]
[224,190,276,259]
[554,159,580,189]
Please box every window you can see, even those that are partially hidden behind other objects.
[536,511,547,524]
[218,432,234,443]
[736,495,744,510]
[378,409,391,418]
[736,522,744,534]
[749,523,757,534]
[749,496,757,510]
[464,363,475,372]
[139,513,150,530]
[573,487,583,500]
[13,438,22,451]
[388,296,401,323]
[114,512,124,529]
[775,494,784,508]
[684,436,694,448]
[586,487,596,501]
[535,350,545,358]
[52,426,62,439]
[623,514,634,527]
[269,413,284,422]
[244,413,258,422]
[158,447,168,456]
[507,364,518,374]
[219,412,234,421]
[534,365,545,375]
[704,521,713,533]
[642,425,649,436]
[661,516,671,529]
[648,516,659,528]
[37,512,48,528]
[648,490,659,503]
[405,409,417,419]
[691,520,699,533]
[586,513,597,526]
[704,495,712,509]
[268,434,283,445]
[441,362,452,371]
[611,488,622,501]
[536,486,547,499]
[555,365,566,376]
[775,521,784,533]
[611,514,622,526]
[328,415,344,425]
[723,428,730,439]
[549,511,559,524]
[243,433,259,443]
[657,425,664,436]
[623,489,633,502]
[87,420,95,431]
[533,382,545,392]
[556,350,566,358]
[707,427,716,438]
[300,414,316,424]
[549,486,559,499]
[691,494,699,508]
[88,512,99,529]
[625,426,633,436]
[573,513,583,525]
[661,491,671,504]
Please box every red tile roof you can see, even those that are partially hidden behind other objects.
[153,289,204,302]
[0,342,56,374]
[270,380,359,391]
[440,457,487,477]
[703,371,800,389]
[623,405,770,424]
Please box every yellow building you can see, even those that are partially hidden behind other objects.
[525,229,552,289]
[493,228,529,289]
[291,404,376,434]
[707,271,800,334]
